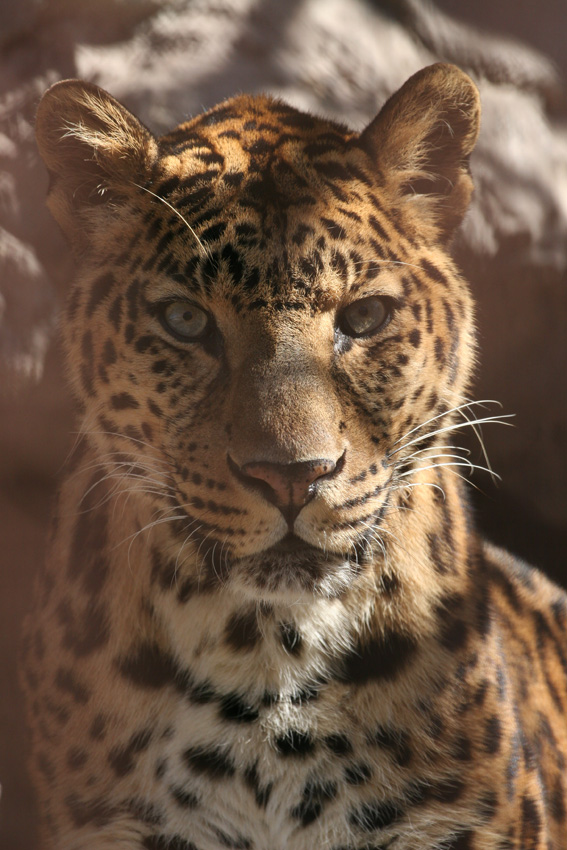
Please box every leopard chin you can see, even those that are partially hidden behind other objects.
[227,532,371,602]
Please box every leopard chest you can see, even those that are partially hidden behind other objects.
[104,590,478,850]
[118,676,441,850]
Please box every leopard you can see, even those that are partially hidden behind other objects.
[21,63,567,850]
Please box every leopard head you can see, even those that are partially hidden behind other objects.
[36,63,480,602]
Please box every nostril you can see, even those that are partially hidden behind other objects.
[243,458,336,506]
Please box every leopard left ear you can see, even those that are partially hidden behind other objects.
[359,63,481,239]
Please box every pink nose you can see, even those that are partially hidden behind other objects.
[231,457,340,525]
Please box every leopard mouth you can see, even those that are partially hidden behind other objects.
[268,532,319,555]
[224,529,374,600]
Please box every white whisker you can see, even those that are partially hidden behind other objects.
[135,183,211,259]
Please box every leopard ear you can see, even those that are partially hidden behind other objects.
[359,63,480,239]
[35,79,158,248]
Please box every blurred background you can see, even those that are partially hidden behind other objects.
[1,0,566,846]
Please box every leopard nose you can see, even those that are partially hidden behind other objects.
[228,455,344,525]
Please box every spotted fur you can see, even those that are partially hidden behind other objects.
[22,64,567,850]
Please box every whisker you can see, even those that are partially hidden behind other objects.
[395,460,500,481]
[388,413,514,459]
[134,183,212,259]
[389,399,505,452]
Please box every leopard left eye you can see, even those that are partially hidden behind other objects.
[159,300,210,341]
[339,296,391,338]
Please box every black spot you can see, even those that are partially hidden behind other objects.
[324,734,353,756]
[381,573,402,600]
[431,777,465,804]
[408,329,421,348]
[58,597,110,657]
[116,642,189,692]
[290,681,321,704]
[155,230,176,257]
[421,258,449,288]
[484,715,501,755]
[551,598,567,630]
[275,730,315,757]
[221,244,244,285]
[280,622,302,655]
[368,214,388,241]
[54,667,90,704]
[452,733,472,761]
[292,780,337,827]
[65,793,115,828]
[244,761,273,808]
[197,150,224,167]
[108,728,153,777]
[485,561,522,612]
[80,331,95,396]
[89,713,107,740]
[42,695,69,725]
[67,286,81,321]
[124,322,136,344]
[143,836,198,850]
[135,335,154,354]
[550,775,565,822]
[110,392,140,410]
[37,752,55,780]
[225,609,260,651]
[156,175,181,195]
[87,272,115,316]
[169,785,199,809]
[349,799,404,832]
[439,831,474,850]
[213,827,251,849]
[369,725,412,766]
[473,679,489,709]
[201,222,227,243]
[155,758,167,780]
[475,791,497,824]
[321,217,347,240]
[66,747,88,770]
[338,630,417,685]
[108,295,123,331]
[219,692,259,724]
[102,338,117,366]
[183,746,235,780]
[436,593,468,651]
[314,161,351,181]
[224,171,244,186]
[344,762,372,785]
[126,797,165,826]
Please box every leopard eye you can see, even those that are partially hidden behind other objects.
[339,296,390,338]
[160,300,210,341]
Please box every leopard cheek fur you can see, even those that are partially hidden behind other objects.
[21,64,567,850]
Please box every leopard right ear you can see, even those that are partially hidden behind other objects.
[35,79,158,248]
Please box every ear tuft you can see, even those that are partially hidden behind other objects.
[359,63,481,238]
[35,79,157,245]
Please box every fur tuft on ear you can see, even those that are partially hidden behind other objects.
[359,63,481,239]
[35,79,158,248]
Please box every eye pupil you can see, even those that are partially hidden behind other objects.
[161,300,209,340]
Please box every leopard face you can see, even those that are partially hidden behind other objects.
[35,64,479,604]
